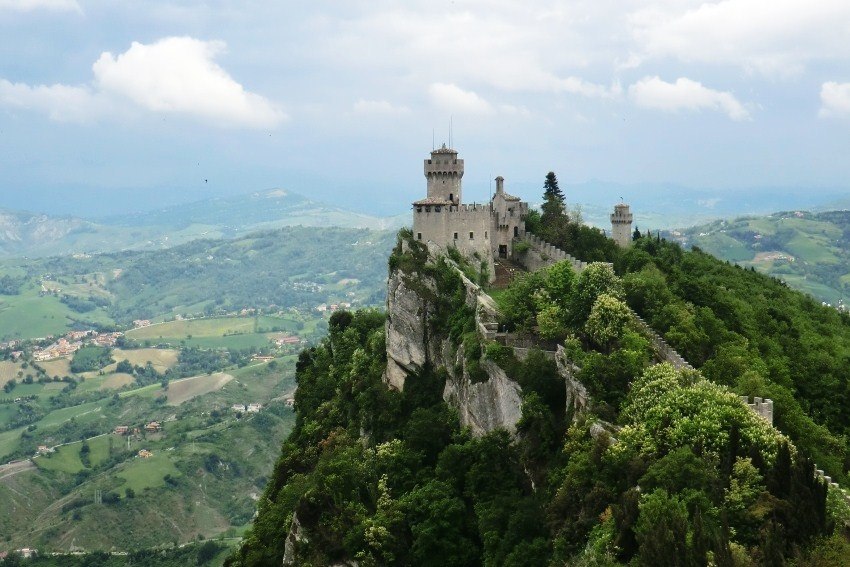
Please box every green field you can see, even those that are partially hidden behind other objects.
[0,427,24,460]
[126,316,298,341]
[115,453,182,494]
[693,233,754,262]
[38,399,108,428]
[179,333,276,349]
[784,231,840,264]
[0,287,114,341]
[33,434,113,474]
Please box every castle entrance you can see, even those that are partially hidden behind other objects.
[498,245,508,258]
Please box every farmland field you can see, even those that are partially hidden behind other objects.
[100,373,135,390]
[111,347,179,372]
[38,358,72,378]
[116,453,181,494]
[126,315,301,340]
[0,361,22,385]
[166,372,234,406]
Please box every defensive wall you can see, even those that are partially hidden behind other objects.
[414,204,494,270]
[513,233,588,273]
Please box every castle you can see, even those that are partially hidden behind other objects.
[411,146,632,280]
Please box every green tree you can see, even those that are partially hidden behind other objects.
[569,262,624,327]
[585,293,632,351]
[635,489,688,566]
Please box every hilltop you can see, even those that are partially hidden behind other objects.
[233,219,850,564]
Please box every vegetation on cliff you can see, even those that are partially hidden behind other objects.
[229,227,850,566]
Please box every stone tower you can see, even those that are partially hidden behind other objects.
[610,203,633,248]
[424,144,463,204]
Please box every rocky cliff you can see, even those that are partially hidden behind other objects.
[384,240,523,435]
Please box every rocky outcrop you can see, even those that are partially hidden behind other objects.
[384,240,524,435]
[556,345,589,416]
[383,269,434,391]
[443,358,523,436]
[282,513,305,566]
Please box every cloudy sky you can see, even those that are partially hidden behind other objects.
[1,0,849,216]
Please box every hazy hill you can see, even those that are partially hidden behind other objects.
[665,210,850,306]
[0,226,395,341]
[0,189,405,259]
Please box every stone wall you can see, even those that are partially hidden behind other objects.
[513,233,587,273]
[412,205,494,282]
[630,313,694,371]
[739,396,774,425]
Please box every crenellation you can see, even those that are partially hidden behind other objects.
[740,395,774,425]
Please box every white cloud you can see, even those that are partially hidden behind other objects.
[819,82,850,117]
[629,76,751,121]
[0,80,103,122]
[0,0,80,12]
[630,0,850,75]
[323,3,625,99]
[92,37,285,128]
[352,99,410,115]
[429,83,494,114]
[0,37,285,129]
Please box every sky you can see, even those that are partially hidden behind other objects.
[1,0,850,217]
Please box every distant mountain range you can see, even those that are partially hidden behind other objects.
[0,189,406,258]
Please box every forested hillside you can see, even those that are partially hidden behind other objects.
[229,227,850,566]
[666,210,850,306]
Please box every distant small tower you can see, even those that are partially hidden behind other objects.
[610,203,633,248]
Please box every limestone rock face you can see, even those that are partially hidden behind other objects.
[383,248,523,435]
[443,358,523,436]
[282,513,305,566]
[383,268,434,391]
[557,345,589,415]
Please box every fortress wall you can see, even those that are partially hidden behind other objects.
[513,233,587,273]
[414,206,494,280]
[739,396,774,425]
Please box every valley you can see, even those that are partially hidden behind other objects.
[0,223,395,555]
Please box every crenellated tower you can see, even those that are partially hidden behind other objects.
[424,144,463,205]
[610,202,633,248]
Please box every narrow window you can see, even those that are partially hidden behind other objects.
[454,232,458,240]
[469,232,474,240]
[449,193,454,202]
[425,206,431,212]
[417,233,422,240]
[435,206,441,212]
[416,206,422,213]
[485,231,488,238]
[514,226,519,237]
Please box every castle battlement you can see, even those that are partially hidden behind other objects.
[740,395,774,425]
